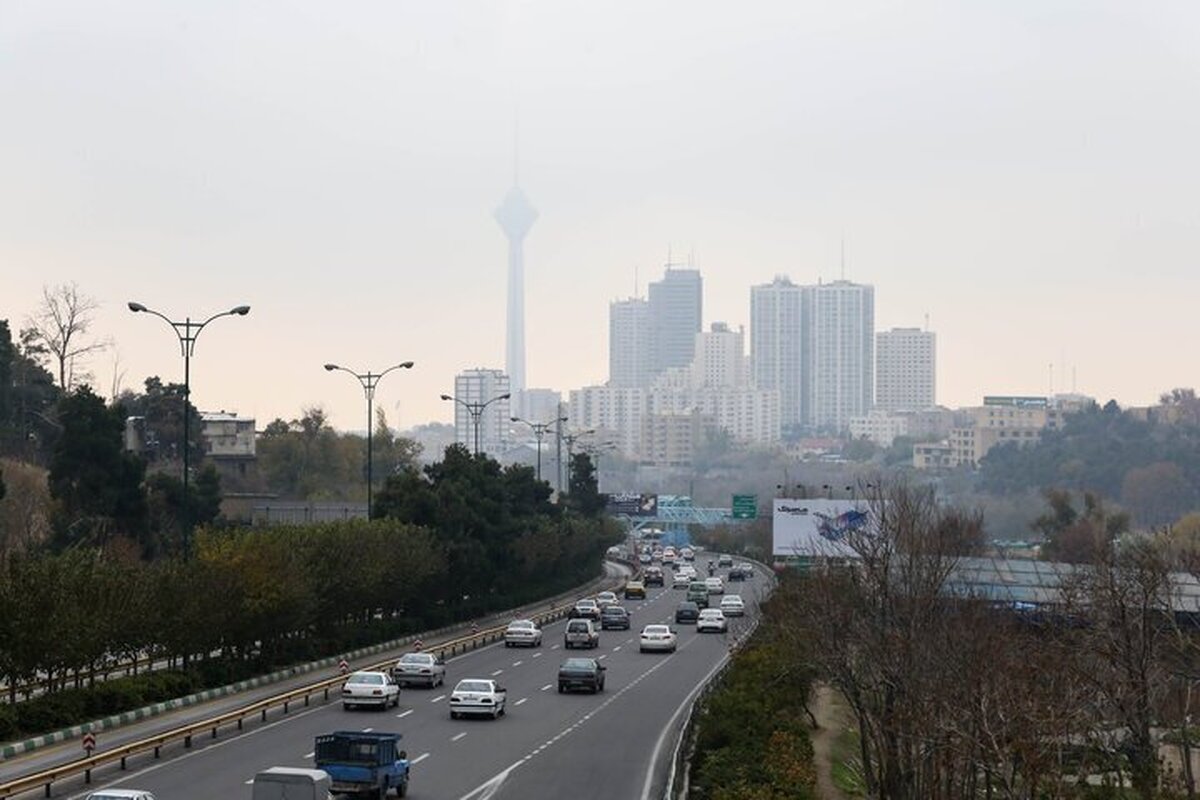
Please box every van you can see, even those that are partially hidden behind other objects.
[252,767,334,800]
[687,581,710,609]
[564,619,599,649]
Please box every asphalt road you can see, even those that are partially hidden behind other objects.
[39,561,773,800]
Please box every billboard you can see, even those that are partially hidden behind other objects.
[606,492,659,517]
[772,498,871,558]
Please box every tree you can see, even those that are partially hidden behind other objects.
[1033,489,1130,564]
[48,387,147,550]
[564,453,604,517]
[1121,461,1195,529]
[25,283,108,392]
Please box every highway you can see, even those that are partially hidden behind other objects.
[34,562,772,800]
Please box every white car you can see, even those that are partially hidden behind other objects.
[720,595,746,617]
[85,793,157,800]
[705,576,725,595]
[697,609,728,633]
[595,591,619,610]
[342,670,400,710]
[504,619,543,647]
[639,624,678,653]
[672,572,691,589]
[392,651,446,687]
[449,678,507,719]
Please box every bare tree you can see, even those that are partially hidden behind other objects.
[26,282,108,391]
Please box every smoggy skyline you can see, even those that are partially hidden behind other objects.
[3,2,1198,431]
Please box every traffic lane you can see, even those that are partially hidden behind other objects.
[53,587,674,799]
[3,562,633,782]
[478,611,760,799]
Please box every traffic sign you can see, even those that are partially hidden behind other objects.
[731,494,758,520]
[337,658,349,675]
[82,732,96,753]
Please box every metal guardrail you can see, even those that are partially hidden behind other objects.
[0,559,637,800]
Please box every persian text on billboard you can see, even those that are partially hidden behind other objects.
[607,492,659,517]
[772,498,870,557]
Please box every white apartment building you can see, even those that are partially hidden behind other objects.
[750,276,807,430]
[876,327,936,411]
[452,368,511,457]
[568,385,648,457]
[608,297,653,388]
[649,387,781,446]
[848,409,910,448]
[692,322,747,389]
[808,280,874,431]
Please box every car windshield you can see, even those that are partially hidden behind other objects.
[700,610,723,618]
[644,625,669,635]
[348,673,384,685]
[400,654,431,665]
[456,680,492,693]
[562,658,595,669]
[577,600,596,608]
[509,620,534,629]
[602,606,624,615]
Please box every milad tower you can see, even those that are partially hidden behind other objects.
[494,182,538,394]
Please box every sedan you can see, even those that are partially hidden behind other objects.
[504,619,543,647]
[705,576,725,595]
[672,572,691,589]
[720,595,746,617]
[595,591,619,610]
[449,679,507,719]
[558,657,607,693]
[697,609,728,633]
[342,671,400,710]
[639,624,678,653]
[569,599,602,621]
[600,605,631,630]
[675,601,700,624]
[391,652,446,687]
[623,580,647,600]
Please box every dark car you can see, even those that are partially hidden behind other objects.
[600,605,631,630]
[675,601,700,624]
[558,658,606,694]
[727,566,746,582]
[644,566,665,587]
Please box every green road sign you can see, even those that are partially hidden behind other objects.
[731,494,758,520]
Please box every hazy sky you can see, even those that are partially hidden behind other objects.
[3,1,1199,431]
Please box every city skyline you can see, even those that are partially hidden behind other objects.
[3,2,1198,431]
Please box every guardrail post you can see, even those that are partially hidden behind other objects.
[324,687,329,701]
[154,745,160,758]
[261,709,267,722]
[283,700,289,714]
[238,718,243,730]
[44,783,51,797]
[84,768,91,783]
[121,755,127,769]
[304,694,310,707]
[184,734,192,749]
[211,726,217,739]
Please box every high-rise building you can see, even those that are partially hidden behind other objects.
[452,368,511,457]
[608,298,653,388]
[692,322,747,389]
[494,186,538,393]
[648,266,702,378]
[750,276,809,429]
[808,280,874,431]
[876,327,936,411]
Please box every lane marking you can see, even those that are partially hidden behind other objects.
[303,751,314,758]
[613,645,622,651]
[412,752,430,765]
[540,684,553,691]
[451,732,467,742]
[515,698,528,706]
[597,654,607,660]
[431,694,446,703]
[397,709,414,718]
[531,652,542,659]
[490,669,504,676]
[550,644,560,650]
[362,727,374,732]
[512,660,523,666]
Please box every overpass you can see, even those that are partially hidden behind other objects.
[611,495,745,546]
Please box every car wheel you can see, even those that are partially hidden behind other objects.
[343,702,353,711]
[450,710,458,720]
[558,684,565,693]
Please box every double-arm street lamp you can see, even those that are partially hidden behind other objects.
[441,392,511,456]
[324,361,414,519]
[128,301,250,559]
[510,415,568,482]
[562,428,596,489]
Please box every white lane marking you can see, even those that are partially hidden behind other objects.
[397,709,414,718]
[613,645,622,651]
[412,752,431,764]
[431,694,447,703]
[458,760,524,800]
[362,727,374,732]
[512,660,523,666]
[490,669,504,676]
[597,654,607,660]
[550,644,560,650]
[540,683,553,691]
[451,732,468,742]
[303,751,314,759]
[515,698,528,706]
[532,652,542,659]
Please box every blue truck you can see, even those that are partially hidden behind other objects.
[314,731,410,798]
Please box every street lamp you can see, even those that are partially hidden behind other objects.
[510,415,567,482]
[128,300,250,559]
[441,392,511,456]
[562,429,596,490]
[324,361,414,518]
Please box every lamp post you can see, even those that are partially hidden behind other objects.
[562,429,596,490]
[441,392,511,456]
[510,415,567,482]
[128,301,250,559]
[324,361,414,519]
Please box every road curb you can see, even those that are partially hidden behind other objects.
[1,561,631,762]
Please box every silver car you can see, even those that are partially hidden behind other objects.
[449,678,507,719]
[504,619,543,647]
[391,651,446,687]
